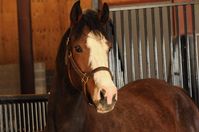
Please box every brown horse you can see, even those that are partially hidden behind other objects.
[45,1,199,132]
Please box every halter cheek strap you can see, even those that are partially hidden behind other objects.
[67,51,113,104]
[68,51,113,86]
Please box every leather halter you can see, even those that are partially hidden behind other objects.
[66,35,113,104]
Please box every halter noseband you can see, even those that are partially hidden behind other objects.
[66,34,113,104]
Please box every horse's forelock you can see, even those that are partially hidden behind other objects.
[70,9,112,41]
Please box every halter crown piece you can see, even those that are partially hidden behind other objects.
[65,31,113,105]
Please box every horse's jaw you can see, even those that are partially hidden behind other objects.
[91,99,116,114]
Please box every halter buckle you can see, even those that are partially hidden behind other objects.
[81,75,89,85]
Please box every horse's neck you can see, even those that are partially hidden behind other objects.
[54,76,89,131]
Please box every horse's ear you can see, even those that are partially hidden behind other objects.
[99,3,109,24]
[70,1,82,26]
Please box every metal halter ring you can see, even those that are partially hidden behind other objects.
[81,74,89,85]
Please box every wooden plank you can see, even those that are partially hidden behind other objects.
[31,0,73,70]
[31,0,92,70]
[0,63,46,95]
[0,64,21,95]
[0,0,19,65]
[82,0,92,9]
[100,0,169,5]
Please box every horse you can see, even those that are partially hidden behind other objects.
[45,1,199,132]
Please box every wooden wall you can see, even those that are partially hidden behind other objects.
[0,0,91,71]
[0,0,192,71]
[31,0,71,70]
[31,0,91,70]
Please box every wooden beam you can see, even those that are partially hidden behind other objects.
[172,0,192,35]
[81,0,92,9]
[17,0,35,94]
[100,0,169,5]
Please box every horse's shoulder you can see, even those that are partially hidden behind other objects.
[116,79,199,131]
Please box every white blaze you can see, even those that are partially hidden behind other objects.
[86,31,117,104]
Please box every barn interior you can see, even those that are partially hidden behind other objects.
[0,0,199,131]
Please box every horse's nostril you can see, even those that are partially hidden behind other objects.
[100,89,106,100]
[112,94,117,102]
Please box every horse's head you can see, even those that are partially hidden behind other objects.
[64,1,117,113]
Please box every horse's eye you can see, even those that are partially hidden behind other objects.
[74,45,83,53]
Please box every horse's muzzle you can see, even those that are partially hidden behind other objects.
[93,91,117,113]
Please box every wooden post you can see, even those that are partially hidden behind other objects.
[17,0,35,94]
[171,0,192,35]
[100,0,169,5]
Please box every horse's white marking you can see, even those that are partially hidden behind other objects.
[86,31,117,105]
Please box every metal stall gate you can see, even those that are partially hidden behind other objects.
[109,1,199,105]
[0,95,48,131]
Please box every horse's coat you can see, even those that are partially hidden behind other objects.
[45,1,199,132]
[46,78,199,132]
